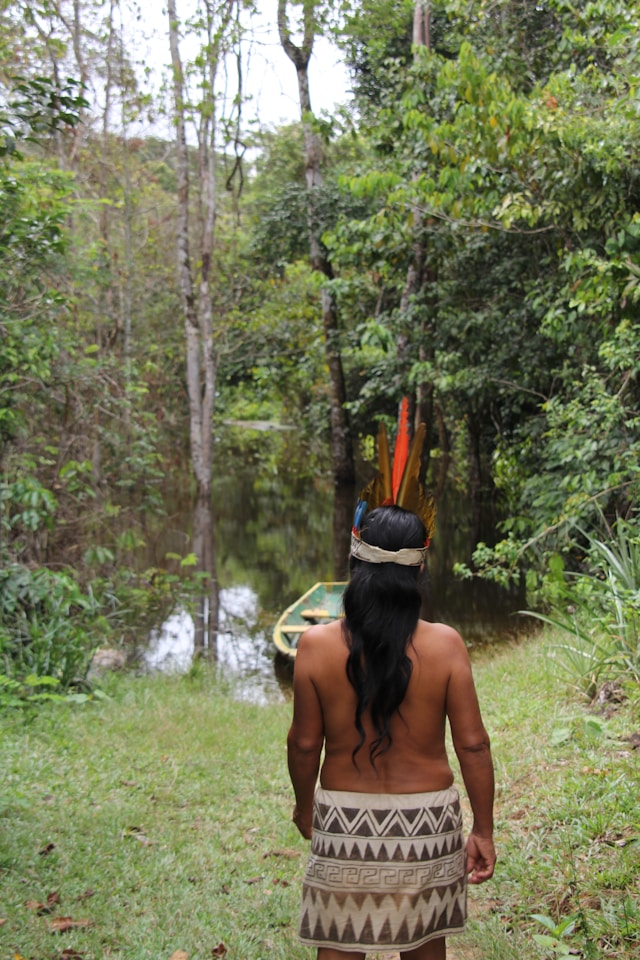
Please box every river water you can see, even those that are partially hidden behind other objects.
[136,429,527,703]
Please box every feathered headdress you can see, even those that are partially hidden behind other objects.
[351,397,436,566]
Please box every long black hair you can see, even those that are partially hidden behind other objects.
[342,505,426,766]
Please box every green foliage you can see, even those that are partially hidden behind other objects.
[0,564,102,686]
[0,74,88,156]
[0,77,198,698]
[1,474,57,536]
[525,519,640,695]
[530,914,580,957]
[0,545,206,696]
[219,261,329,434]
[88,563,208,647]
[323,0,640,591]
[0,673,105,708]
[0,159,74,447]
[339,0,414,116]
[248,125,309,269]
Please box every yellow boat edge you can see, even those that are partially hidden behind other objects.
[273,581,347,658]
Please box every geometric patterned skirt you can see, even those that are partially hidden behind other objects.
[299,786,467,951]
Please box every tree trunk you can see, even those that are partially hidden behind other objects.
[167,0,233,654]
[413,0,431,47]
[193,492,220,652]
[277,0,355,573]
[399,0,434,474]
[277,2,354,491]
[434,401,450,501]
[168,3,206,488]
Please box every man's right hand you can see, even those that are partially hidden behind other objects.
[292,804,313,840]
[466,831,496,884]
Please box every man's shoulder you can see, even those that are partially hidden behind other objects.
[416,618,463,640]
[301,618,344,639]
[413,620,468,657]
[297,619,345,655]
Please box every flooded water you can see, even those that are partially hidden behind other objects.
[143,585,289,705]
[135,429,527,703]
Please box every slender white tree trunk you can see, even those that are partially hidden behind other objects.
[167,0,238,653]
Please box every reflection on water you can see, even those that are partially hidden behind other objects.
[146,608,194,673]
[144,585,290,704]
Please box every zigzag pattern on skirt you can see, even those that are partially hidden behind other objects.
[299,786,467,950]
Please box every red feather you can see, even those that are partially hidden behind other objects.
[391,397,410,501]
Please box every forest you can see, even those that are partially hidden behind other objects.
[1,0,639,698]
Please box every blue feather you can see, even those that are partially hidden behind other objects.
[353,499,368,532]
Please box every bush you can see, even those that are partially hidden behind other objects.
[525,518,640,696]
[0,564,102,687]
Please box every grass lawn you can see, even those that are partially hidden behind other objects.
[1,632,639,959]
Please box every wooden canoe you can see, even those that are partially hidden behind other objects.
[273,581,347,658]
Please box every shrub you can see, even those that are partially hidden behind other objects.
[0,564,102,687]
[525,518,640,696]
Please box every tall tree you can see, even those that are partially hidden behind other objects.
[399,0,432,435]
[167,0,236,652]
[277,0,355,576]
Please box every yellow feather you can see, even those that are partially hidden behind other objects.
[396,423,426,509]
[396,423,436,540]
[377,423,393,502]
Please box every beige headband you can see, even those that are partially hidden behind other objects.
[350,531,427,566]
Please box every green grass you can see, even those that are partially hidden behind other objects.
[0,669,302,960]
[1,635,639,959]
[460,636,640,960]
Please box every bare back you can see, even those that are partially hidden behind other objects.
[290,617,488,795]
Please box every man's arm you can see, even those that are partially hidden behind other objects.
[287,629,325,839]
[446,634,496,884]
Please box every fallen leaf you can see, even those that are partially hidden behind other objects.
[244,876,263,885]
[272,878,290,887]
[211,945,227,958]
[60,950,85,958]
[49,917,91,933]
[26,891,60,914]
[76,888,95,901]
[38,842,56,857]
[119,779,138,787]
[263,848,298,859]
[0,918,7,927]
[122,826,153,845]
[169,952,189,960]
